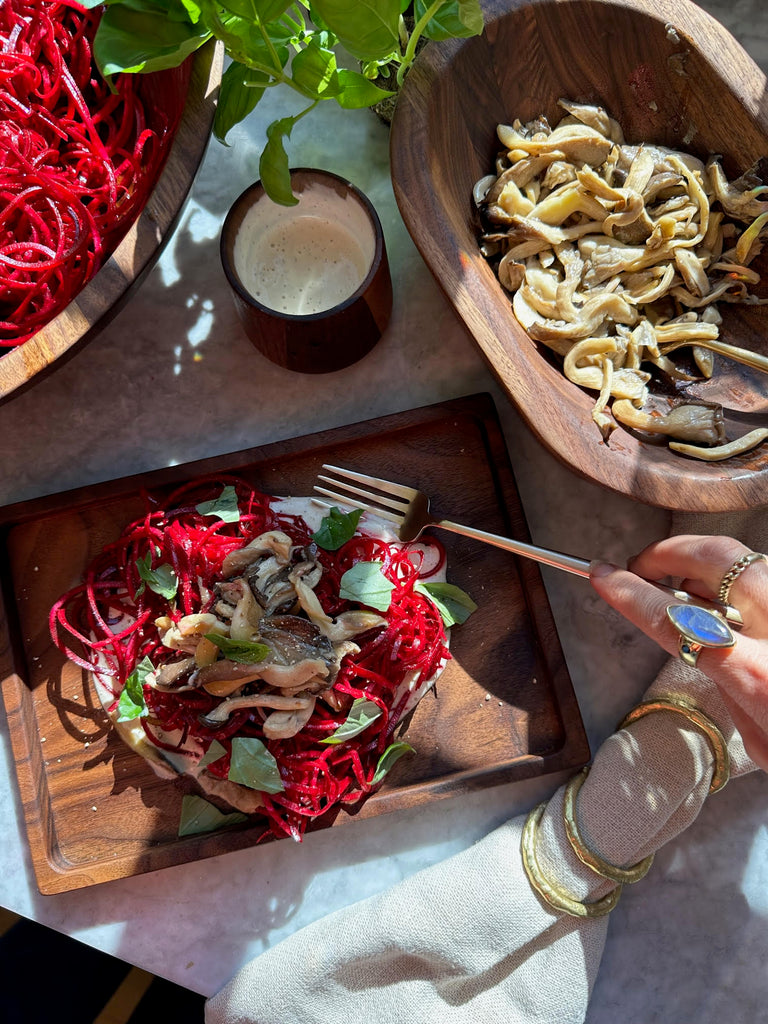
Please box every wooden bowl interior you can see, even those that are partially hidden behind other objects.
[391,0,768,511]
[0,43,222,406]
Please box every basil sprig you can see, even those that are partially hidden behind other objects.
[135,550,178,600]
[228,737,284,793]
[195,484,241,524]
[178,794,248,837]
[204,633,270,664]
[414,581,477,627]
[312,506,362,551]
[339,561,394,612]
[116,655,154,722]
[321,697,382,745]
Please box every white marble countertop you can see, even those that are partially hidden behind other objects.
[1,1,766,1020]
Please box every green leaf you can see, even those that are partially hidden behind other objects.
[339,561,394,611]
[312,506,362,551]
[291,38,341,99]
[178,794,248,836]
[259,116,299,206]
[371,741,414,784]
[136,551,178,600]
[198,738,228,769]
[195,484,241,523]
[334,68,394,109]
[311,0,400,61]
[204,633,270,663]
[415,0,484,40]
[414,581,477,627]
[214,61,269,142]
[321,697,382,744]
[228,736,284,792]
[116,656,154,722]
[93,0,210,76]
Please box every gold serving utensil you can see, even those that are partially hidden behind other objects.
[313,463,743,626]
[659,337,768,375]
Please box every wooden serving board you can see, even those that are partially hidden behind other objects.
[0,394,589,894]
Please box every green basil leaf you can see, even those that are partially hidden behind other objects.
[291,38,341,99]
[94,0,210,76]
[311,0,400,61]
[195,484,241,523]
[414,581,477,626]
[204,633,270,663]
[116,655,154,722]
[198,738,228,769]
[214,61,269,141]
[259,116,299,206]
[312,506,362,550]
[371,741,414,784]
[228,736,284,792]
[339,561,394,611]
[321,697,382,744]
[136,551,178,600]
[334,68,394,109]
[178,794,248,836]
[415,0,484,40]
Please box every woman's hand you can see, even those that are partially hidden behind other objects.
[590,535,768,771]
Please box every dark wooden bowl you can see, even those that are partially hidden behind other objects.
[390,0,768,512]
[0,42,223,407]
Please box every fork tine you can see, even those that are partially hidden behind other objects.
[321,463,418,501]
[316,474,408,514]
[311,489,405,527]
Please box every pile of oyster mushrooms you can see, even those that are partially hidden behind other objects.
[476,99,768,460]
[151,529,385,741]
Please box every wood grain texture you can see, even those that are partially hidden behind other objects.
[390,0,768,512]
[0,41,224,407]
[0,394,588,893]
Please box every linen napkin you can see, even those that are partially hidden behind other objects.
[205,508,764,1024]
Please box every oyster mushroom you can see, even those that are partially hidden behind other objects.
[612,399,726,444]
[221,530,293,577]
[263,697,318,740]
[198,692,313,727]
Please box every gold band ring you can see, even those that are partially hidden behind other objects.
[617,695,730,793]
[563,767,654,884]
[521,801,621,918]
[717,551,767,605]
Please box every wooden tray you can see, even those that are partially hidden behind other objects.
[0,394,589,894]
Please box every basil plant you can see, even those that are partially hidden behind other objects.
[81,0,484,204]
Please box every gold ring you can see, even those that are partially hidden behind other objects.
[717,551,767,604]
[521,801,621,917]
[665,603,736,669]
[563,768,654,884]
[617,695,730,793]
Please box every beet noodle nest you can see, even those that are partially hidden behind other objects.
[475,99,768,462]
[50,476,476,842]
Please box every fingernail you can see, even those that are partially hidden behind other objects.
[589,560,620,577]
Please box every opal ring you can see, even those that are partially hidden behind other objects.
[717,552,767,605]
[666,604,736,668]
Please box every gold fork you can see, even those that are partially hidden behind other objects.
[313,462,743,625]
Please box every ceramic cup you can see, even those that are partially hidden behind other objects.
[220,168,392,374]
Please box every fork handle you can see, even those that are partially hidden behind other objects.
[433,519,742,625]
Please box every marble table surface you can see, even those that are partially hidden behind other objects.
[1,2,766,1020]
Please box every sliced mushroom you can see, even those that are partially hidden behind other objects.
[612,399,726,444]
[150,656,196,690]
[262,697,317,740]
[198,692,313,727]
[221,530,293,577]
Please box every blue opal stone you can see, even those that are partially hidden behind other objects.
[667,604,735,647]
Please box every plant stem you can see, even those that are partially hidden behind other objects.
[396,0,444,87]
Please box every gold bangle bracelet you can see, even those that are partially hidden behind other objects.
[521,801,621,918]
[617,695,730,794]
[563,767,654,884]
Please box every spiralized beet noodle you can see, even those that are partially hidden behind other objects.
[0,0,176,348]
[50,475,451,841]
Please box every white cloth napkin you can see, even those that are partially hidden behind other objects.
[205,509,763,1024]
